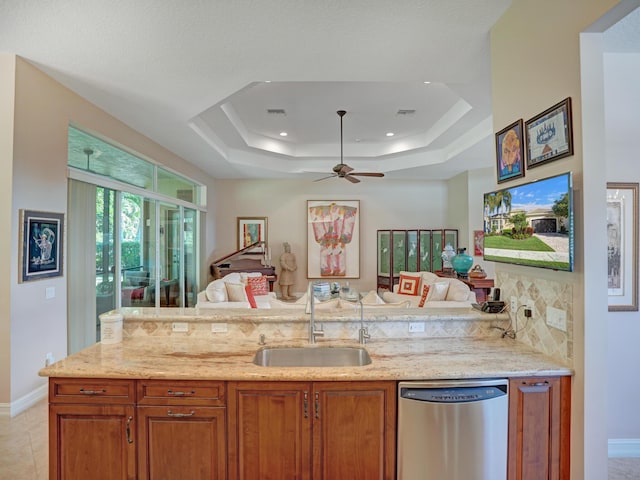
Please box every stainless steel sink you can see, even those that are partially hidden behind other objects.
[253,346,372,367]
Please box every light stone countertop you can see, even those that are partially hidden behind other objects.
[39,335,572,381]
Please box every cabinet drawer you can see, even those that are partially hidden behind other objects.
[137,380,225,406]
[49,378,135,404]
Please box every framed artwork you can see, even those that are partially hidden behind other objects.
[495,119,525,183]
[473,230,484,257]
[237,217,267,251]
[307,200,360,278]
[525,97,574,169]
[607,183,638,312]
[20,210,64,283]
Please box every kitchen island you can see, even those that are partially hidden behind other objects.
[41,307,572,480]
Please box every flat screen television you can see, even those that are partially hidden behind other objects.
[483,172,574,271]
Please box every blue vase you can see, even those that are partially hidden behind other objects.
[451,248,473,276]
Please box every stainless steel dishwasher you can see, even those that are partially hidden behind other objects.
[397,379,508,480]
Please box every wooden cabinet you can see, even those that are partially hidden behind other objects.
[48,378,136,480]
[508,376,571,480]
[137,380,226,480]
[228,381,396,480]
[313,381,396,480]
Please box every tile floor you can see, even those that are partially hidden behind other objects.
[1,399,639,479]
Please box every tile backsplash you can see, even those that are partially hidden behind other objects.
[496,271,572,365]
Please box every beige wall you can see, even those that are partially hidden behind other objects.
[0,55,16,404]
[212,178,463,294]
[491,1,622,478]
[3,57,217,406]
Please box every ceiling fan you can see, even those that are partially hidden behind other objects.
[315,110,385,184]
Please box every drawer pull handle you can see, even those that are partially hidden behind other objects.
[79,388,107,395]
[167,390,196,396]
[522,380,549,387]
[167,410,196,417]
[126,416,134,444]
[303,391,309,418]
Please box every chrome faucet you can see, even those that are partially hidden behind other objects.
[309,282,324,344]
[357,297,371,344]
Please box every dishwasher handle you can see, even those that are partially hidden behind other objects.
[400,384,507,403]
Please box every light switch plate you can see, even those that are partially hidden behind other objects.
[546,306,567,332]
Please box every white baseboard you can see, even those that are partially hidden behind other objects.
[609,438,640,458]
[0,383,48,418]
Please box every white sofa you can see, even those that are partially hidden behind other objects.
[196,272,276,309]
[381,271,476,308]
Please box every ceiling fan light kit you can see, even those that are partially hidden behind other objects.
[314,110,385,184]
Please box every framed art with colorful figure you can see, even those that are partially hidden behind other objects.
[20,210,64,282]
[307,200,360,279]
[237,217,267,251]
[525,97,574,169]
[495,119,525,184]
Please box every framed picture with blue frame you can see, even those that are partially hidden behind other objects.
[495,119,525,184]
[19,210,64,282]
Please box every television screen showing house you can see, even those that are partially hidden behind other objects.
[483,172,574,271]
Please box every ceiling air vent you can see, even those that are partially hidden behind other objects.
[267,109,287,115]
[397,109,416,115]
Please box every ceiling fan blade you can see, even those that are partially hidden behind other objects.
[349,172,385,178]
[344,175,361,184]
[334,163,353,174]
[314,174,338,182]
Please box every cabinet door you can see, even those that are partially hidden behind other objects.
[49,404,136,480]
[228,381,312,480]
[137,406,226,480]
[508,376,571,480]
[313,381,396,480]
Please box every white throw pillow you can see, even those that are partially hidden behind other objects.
[445,279,471,301]
[360,290,385,305]
[205,279,228,303]
[226,282,248,302]
[382,291,422,307]
[426,282,450,301]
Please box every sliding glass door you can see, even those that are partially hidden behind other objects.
[69,179,200,352]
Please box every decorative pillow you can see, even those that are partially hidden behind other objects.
[418,284,431,307]
[398,274,421,296]
[226,282,248,302]
[360,290,385,305]
[244,284,257,308]
[445,279,471,302]
[426,282,450,301]
[247,275,269,296]
[205,279,228,303]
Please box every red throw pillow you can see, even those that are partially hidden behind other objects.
[418,285,431,307]
[247,275,269,296]
[398,274,420,296]
[244,285,257,308]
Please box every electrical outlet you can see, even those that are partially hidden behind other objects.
[172,322,189,333]
[510,296,518,313]
[211,323,228,333]
[409,322,425,333]
[546,306,567,332]
[45,352,55,367]
[523,300,535,317]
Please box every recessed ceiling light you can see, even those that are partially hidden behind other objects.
[264,80,271,83]
[423,81,431,84]
[279,132,288,137]
[386,132,395,137]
